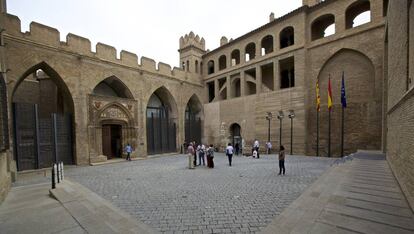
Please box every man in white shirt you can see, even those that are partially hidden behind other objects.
[226,143,234,166]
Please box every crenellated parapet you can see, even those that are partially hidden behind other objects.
[179,31,205,51]
[1,13,203,85]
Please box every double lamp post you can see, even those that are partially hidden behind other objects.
[266,110,295,154]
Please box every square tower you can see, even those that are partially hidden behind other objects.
[178,32,205,74]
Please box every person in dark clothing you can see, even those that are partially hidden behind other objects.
[278,145,286,175]
[235,143,240,156]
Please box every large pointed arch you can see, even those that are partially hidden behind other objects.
[312,48,379,157]
[11,61,75,170]
[146,86,178,155]
[92,76,134,99]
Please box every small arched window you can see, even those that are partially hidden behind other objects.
[345,0,371,29]
[245,43,256,62]
[261,35,274,55]
[207,60,215,74]
[195,60,199,73]
[231,49,240,66]
[280,26,295,49]
[186,60,190,72]
[311,14,336,40]
[219,55,227,70]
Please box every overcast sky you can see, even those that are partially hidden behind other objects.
[8,0,303,67]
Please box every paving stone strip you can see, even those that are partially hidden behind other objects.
[50,179,157,234]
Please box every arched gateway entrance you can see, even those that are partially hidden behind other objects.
[88,76,137,162]
[12,63,75,171]
[185,94,203,144]
[230,123,242,149]
[146,87,177,155]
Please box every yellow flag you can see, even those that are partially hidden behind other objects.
[328,76,333,111]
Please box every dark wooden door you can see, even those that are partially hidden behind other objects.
[102,125,112,158]
[111,125,122,158]
[102,124,122,159]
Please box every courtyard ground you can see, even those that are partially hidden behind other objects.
[2,152,412,233]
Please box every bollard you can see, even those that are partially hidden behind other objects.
[55,163,60,183]
[51,164,56,189]
[60,162,64,181]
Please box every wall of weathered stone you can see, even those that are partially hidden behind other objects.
[385,0,414,211]
[202,0,386,157]
[1,12,204,166]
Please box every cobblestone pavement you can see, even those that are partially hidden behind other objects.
[60,154,335,233]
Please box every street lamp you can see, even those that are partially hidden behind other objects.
[265,112,273,154]
[288,110,295,155]
[277,110,284,150]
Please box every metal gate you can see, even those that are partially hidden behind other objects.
[185,112,201,144]
[13,103,73,171]
[146,109,176,155]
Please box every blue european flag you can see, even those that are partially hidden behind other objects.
[341,72,347,108]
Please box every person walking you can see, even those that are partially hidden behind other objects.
[226,143,234,166]
[125,143,133,161]
[254,139,260,158]
[278,145,286,175]
[206,144,215,168]
[188,143,195,169]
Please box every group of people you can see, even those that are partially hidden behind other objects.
[186,142,215,169]
[186,140,286,175]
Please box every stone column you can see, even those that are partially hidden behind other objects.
[226,75,231,99]
[214,79,219,101]
[240,71,246,96]
[256,66,262,94]
[256,43,262,58]
[273,59,280,90]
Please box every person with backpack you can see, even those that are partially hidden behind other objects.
[226,143,234,167]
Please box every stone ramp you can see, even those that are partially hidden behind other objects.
[261,151,414,234]
[50,179,157,234]
[0,183,86,234]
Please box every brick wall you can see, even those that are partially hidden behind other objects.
[386,0,414,210]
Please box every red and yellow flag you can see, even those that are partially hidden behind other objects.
[328,76,333,111]
[316,78,321,112]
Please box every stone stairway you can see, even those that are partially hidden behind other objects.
[261,151,414,234]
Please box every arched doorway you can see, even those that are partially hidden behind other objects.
[185,95,203,144]
[89,76,137,161]
[229,123,242,150]
[146,87,177,155]
[12,63,75,171]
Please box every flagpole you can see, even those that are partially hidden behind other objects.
[341,105,344,157]
[328,108,331,157]
[316,111,319,157]
[328,75,332,158]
